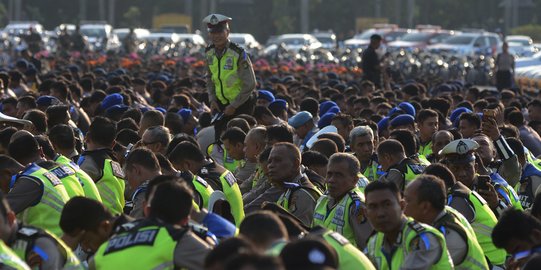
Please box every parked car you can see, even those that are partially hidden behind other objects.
[3,21,44,37]
[271,34,322,52]
[506,35,537,57]
[312,31,337,51]
[229,33,261,53]
[113,28,150,41]
[427,32,502,56]
[80,22,120,51]
[516,51,541,68]
[387,31,455,52]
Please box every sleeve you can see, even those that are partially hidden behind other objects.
[493,136,521,187]
[348,203,373,250]
[448,197,475,223]
[6,176,44,214]
[174,231,213,270]
[444,228,468,266]
[290,189,318,227]
[128,192,145,219]
[400,232,446,270]
[379,169,405,191]
[78,157,101,182]
[229,52,256,108]
[31,237,65,270]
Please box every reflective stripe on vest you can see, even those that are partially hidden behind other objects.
[95,159,126,215]
[322,230,376,270]
[206,47,242,105]
[55,154,102,202]
[219,171,245,226]
[192,175,214,209]
[49,165,85,198]
[367,218,453,270]
[0,240,30,270]
[313,188,364,246]
[15,164,69,237]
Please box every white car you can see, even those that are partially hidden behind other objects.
[313,32,337,51]
[229,33,261,51]
[506,35,537,57]
[427,32,502,56]
[176,34,206,47]
[516,51,541,68]
[272,34,322,52]
[113,28,150,41]
[4,21,44,36]
[80,23,120,51]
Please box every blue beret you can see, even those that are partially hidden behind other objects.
[101,93,124,110]
[155,107,167,114]
[269,99,287,111]
[156,74,170,83]
[319,101,337,117]
[450,107,472,123]
[318,112,336,129]
[398,102,416,117]
[281,75,295,83]
[388,107,405,117]
[178,108,192,123]
[36,96,61,107]
[257,90,275,102]
[390,114,415,128]
[288,111,313,129]
[105,105,129,117]
[15,59,28,69]
[378,117,390,133]
[326,106,340,115]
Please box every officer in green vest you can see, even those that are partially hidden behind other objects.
[0,191,83,270]
[202,13,256,141]
[506,138,541,209]
[377,139,425,191]
[417,109,440,157]
[0,240,30,270]
[389,129,431,166]
[439,139,508,267]
[349,125,381,182]
[91,181,212,269]
[238,211,289,255]
[78,117,126,215]
[49,124,102,202]
[6,132,69,237]
[365,180,454,269]
[312,153,372,250]
[168,141,244,226]
[404,175,489,269]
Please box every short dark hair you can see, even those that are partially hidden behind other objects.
[116,129,140,147]
[88,116,116,147]
[253,106,274,120]
[46,105,70,128]
[508,111,525,127]
[492,209,541,248]
[48,124,75,150]
[310,138,338,158]
[122,108,142,124]
[23,109,47,134]
[227,118,250,134]
[377,139,405,157]
[221,127,246,145]
[299,98,319,117]
[51,81,69,100]
[424,163,456,190]
[236,114,257,128]
[0,127,17,150]
[141,110,165,129]
[258,147,272,163]
[8,133,40,163]
[116,118,139,132]
[365,180,401,200]
[205,237,256,268]
[302,151,328,168]
[266,124,294,144]
[331,113,353,128]
[528,99,541,109]
[370,34,382,41]
[166,133,199,156]
[459,112,481,129]
[224,254,284,270]
[417,109,439,123]
[165,112,183,135]
[17,96,36,109]
[239,211,288,248]
[318,133,345,152]
[389,129,417,157]
[414,175,446,211]
[505,137,525,159]
[60,197,113,234]
[168,141,205,164]
[147,181,193,224]
[125,148,160,172]
[35,135,56,160]
[1,97,17,107]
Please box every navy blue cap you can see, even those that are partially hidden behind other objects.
[398,102,416,117]
[319,101,337,117]
[105,104,129,117]
[378,117,390,133]
[100,93,124,110]
[318,112,336,129]
[36,96,61,107]
[326,72,338,80]
[257,90,275,102]
[390,114,415,128]
[335,84,347,92]
[178,108,192,123]
[93,68,107,76]
[326,106,340,115]
[68,64,80,73]
[269,99,287,111]
[288,111,313,129]
[15,59,28,69]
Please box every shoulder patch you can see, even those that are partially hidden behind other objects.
[18,227,39,237]
[223,172,237,187]
[329,231,350,246]
[408,164,426,174]
[42,171,62,186]
[194,176,209,188]
[408,220,426,234]
[110,161,125,179]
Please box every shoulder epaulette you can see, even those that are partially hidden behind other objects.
[228,42,244,54]
[408,220,426,234]
[205,44,215,53]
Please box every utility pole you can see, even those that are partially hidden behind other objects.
[511,0,519,29]
[108,0,115,26]
[300,0,309,33]
[375,0,382,18]
[79,0,87,21]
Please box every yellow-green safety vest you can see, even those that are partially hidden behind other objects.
[206,43,244,105]
[218,171,245,226]
[322,230,376,270]
[362,160,380,183]
[435,207,489,270]
[207,144,241,174]
[96,159,126,216]
[448,190,506,266]
[366,217,453,270]
[93,220,185,270]
[55,155,102,202]
[0,240,30,270]
[12,226,83,270]
[419,141,433,157]
[12,164,70,237]
[192,175,214,209]
[48,164,85,198]
[312,188,365,247]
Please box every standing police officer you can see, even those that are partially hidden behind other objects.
[202,14,256,139]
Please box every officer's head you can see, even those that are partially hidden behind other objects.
[168,141,205,174]
[8,130,44,165]
[206,15,231,49]
[389,129,418,157]
[424,163,457,190]
[349,125,374,162]
[376,139,406,172]
[431,130,454,160]
[142,125,171,155]
[370,34,382,49]
[266,124,294,146]
[326,153,359,199]
[239,211,288,252]
[492,209,541,267]
[139,110,165,137]
[471,133,496,165]
[244,127,267,162]
[440,139,478,189]
[0,191,17,243]
[404,175,446,224]
[87,116,117,149]
[124,148,161,189]
[205,237,257,270]
[221,127,246,161]
[267,143,301,184]
[365,181,405,234]
[60,197,114,253]
[145,181,193,226]
[48,124,76,153]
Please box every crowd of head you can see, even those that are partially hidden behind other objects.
[0,18,541,270]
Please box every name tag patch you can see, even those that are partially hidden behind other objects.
[42,172,62,186]
[104,229,158,254]
[51,166,75,179]
[111,161,125,179]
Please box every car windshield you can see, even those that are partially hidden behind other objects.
[444,35,474,45]
[277,37,308,45]
[507,39,531,46]
[400,33,431,42]
[385,31,407,41]
[81,28,106,38]
[354,30,379,40]
[229,37,246,44]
